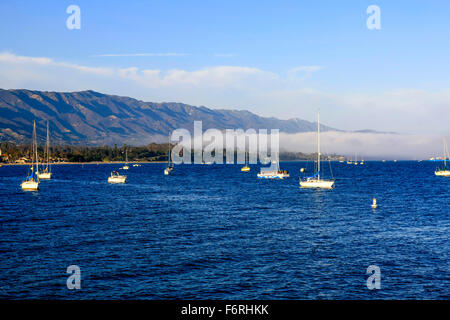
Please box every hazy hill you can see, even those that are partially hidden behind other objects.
[0,89,337,145]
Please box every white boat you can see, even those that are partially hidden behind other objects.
[435,138,450,177]
[164,133,174,175]
[122,149,129,170]
[108,171,127,183]
[300,112,335,189]
[21,120,40,191]
[133,164,141,167]
[257,160,289,179]
[38,121,52,179]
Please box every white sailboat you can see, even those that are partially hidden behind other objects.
[122,149,129,170]
[38,121,52,179]
[21,120,40,190]
[435,137,450,177]
[164,133,174,175]
[108,170,127,183]
[300,112,335,189]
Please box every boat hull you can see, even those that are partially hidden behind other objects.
[108,176,127,183]
[300,179,334,189]
[21,180,39,190]
[435,170,450,177]
[257,173,289,179]
[38,172,52,179]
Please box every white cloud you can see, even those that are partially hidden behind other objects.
[287,65,323,80]
[91,53,188,57]
[0,52,112,76]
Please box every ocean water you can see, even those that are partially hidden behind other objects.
[0,161,448,299]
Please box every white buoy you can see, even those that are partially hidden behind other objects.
[371,198,377,209]
[300,168,305,173]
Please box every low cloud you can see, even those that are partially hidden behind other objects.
[280,131,448,160]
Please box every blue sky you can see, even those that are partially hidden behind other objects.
[0,0,449,137]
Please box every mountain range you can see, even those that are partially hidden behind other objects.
[0,89,341,145]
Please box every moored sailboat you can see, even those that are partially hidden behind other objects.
[164,133,174,175]
[241,151,250,172]
[38,121,52,179]
[300,112,335,189]
[21,120,40,190]
[122,149,129,170]
[435,138,450,177]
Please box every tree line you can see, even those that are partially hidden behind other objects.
[0,142,342,163]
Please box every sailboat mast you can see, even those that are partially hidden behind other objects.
[168,133,171,165]
[33,120,38,175]
[46,121,50,170]
[317,112,320,180]
[444,137,448,168]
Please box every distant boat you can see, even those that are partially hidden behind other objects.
[241,151,250,172]
[38,121,52,179]
[257,160,289,179]
[21,121,39,191]
[122,149,129,170]
[108,171,127,183]
[300,112,334,189]
[164,133,174,175]
[133,164,141,167]
[435,138,450,177]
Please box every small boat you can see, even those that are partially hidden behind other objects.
[21,120,40,191]
[38,121,52,179]
[435,138,450,177]
[241,151,250,172]
[122,149,129,170]
[257,160,289,179]
[300,112,335,189]
[108,171,127,183]
[164,133,174,175]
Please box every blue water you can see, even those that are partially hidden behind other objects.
[0,161,448,299]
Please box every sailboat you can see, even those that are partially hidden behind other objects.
[21,120,40,190]
[435,138,450,177]
[38,121,52,179]
[300,112,335,189]
[241,151,250,172]
[122,149,129,170]
[164,134,174,175]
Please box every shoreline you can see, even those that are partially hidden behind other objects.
[0,159,430,166]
